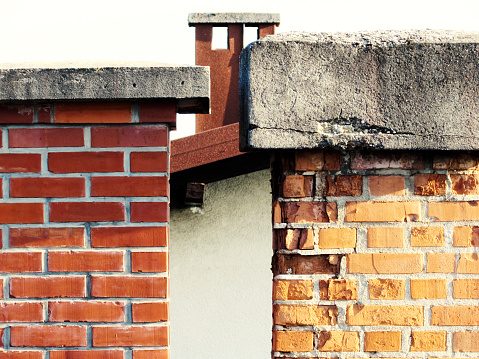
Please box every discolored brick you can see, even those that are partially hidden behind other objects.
[414,174,446,195]
[369,279,405,300]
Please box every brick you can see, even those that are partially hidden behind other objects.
[92,326,168,347]
[346,201,421,222]
[139,101,176,123]
[0,203,43,224]
[9,128,84,148]
[50,351,124,359]
[0,153,41,173]
[91,227,168,247]
[429,201,479,221]
[273,279,313,300]
[0,351,43,359]
[369,279,405,300]
[0,252,42,273]
[0,104,34,123]
[10,277,86,298]
[37,104,51,123]
[54,102,132,124]
[10,227,85,248]
[346,305,424,326]
[132,350,168,359]
[295,150,341,171]
[414,174,446,195]
[281,201,337,223]
[91,176,167,197]
[411,279,447,299]
[434,153,479,170]
[411,331,447,351]
[48,152,124,173]
[0,302,43,322]
[0,279,3,299]
[10,325,87,347]
[451,174,479,194]
[50,202,125,222]
[132,302,168,322]
[130,152,167,172]
[317,331,359,352]
[272,202,282,223]
[319,279,357,300]
[369,176,405,196]
[282,175,313,197]
[367,227,404,248]
[0,328,2,346]
[10,177,85,198]
[364,331,401,352]
[91,126,167,147]
[454,226,479,247]
[351,151,423,170]
[427,253,456,273]
[273,253,341,275]
[325,175,362,197]
[453,331,479,352]
[131,252,167,273]
[272,331,313,352]
[347,253,424,274]
[91,276,167,298]
[48,251,124,272]
[274,228,314,250]
[454,279,479,299]
[49,301,125,322]
[318,228,356,249]
[431,306,479,325]
[410,226,444,247]
[274,305,338,326]
[130,202,168,222]
[457,253,479,273]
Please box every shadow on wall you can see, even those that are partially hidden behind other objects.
[169,170,272,359]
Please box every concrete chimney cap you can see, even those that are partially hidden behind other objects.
[0,61,210,114]
[240,29,479,151]
[188,13,280,26]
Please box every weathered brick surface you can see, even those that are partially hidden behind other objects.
[0,111,171,357]
[369,279,405,300]
[272,149,479,357]
[414,174,446,195]
[319,279,357,300]
[410,226,444,247]
[317,331,359,352]
[282,175,313,197]
[410,331,447,351]
[364,331,401,352]
[274,305,338,326]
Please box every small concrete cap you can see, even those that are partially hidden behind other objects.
[0,61,210,114]
[188,13,280,26]
[240,30,479,150]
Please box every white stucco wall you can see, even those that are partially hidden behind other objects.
[170,169,272,359]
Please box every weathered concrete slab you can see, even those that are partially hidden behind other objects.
[188,13,280,26]
[240,30,479,150]
[0,61,210,114]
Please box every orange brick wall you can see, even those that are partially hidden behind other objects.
[272,149,479,357]
[0,103,171,359]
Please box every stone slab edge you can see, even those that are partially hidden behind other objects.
[239,30,479,151]
[0,62,210,114]
[188,13,280,25]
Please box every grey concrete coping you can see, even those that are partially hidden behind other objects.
[188,13,280,26]
[0,61,210,114]
[240,30,479,150]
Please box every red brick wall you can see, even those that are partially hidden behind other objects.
[272,149,479,357]
[0,103,171,359]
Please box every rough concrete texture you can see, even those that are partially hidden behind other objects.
[0,61,210,113]
[240,30,479,150]
[188,12,280,25]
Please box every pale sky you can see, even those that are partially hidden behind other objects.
[1,0,478,138]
